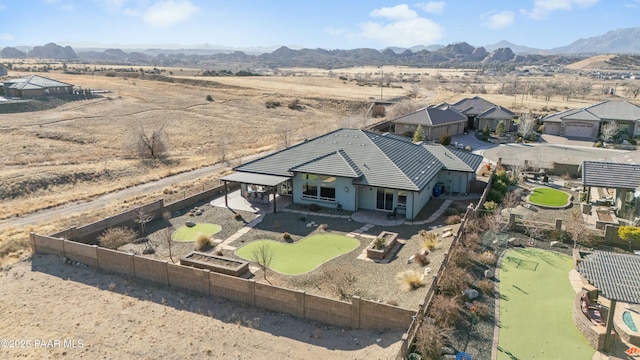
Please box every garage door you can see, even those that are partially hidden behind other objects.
[564,124,593,138]
[544,123,561,135]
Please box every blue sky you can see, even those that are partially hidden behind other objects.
[1,0,639,50]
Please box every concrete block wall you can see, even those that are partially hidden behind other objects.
[97,247,134,276]
[210,271,255,305]
[167,263,210,294]
[31,233,65,257]
[572,291,605,351]
[63,240,98,267]
[255,282,305,318]
[133,255,168,286]
[304,293,352,328]
[359,297,415,329]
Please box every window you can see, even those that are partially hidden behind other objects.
[397,191,407,209]
[301,174,336,202]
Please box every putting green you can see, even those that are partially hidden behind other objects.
[172,223,221,242]
[528,187,570,207]
[235,234,359,275]
[497,248,594,359]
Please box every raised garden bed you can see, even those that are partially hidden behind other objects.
[180,251,249,277]
[366,231,399,260]
[595,208,618,230]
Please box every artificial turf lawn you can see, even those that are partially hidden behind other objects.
[172,223,221,242]
[235,234,360,275]
[528,187,570,207]
[497,248,594,359]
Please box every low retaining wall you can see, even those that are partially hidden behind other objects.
[32,235,414,330]
[572,290,606,351]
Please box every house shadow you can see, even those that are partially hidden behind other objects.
[30,254,402,351]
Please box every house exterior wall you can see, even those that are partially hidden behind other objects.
[410,178,436,220]
[292,173,356,211]
[544,122,561,135]
[478,118,513,132]
[0,67,7,76]
[561,120,598,139]
[437,171,473,194]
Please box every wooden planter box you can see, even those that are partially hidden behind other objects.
[180,251,249,277]
[366,231,399,260]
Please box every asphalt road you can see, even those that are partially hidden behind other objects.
[480,142,628,167]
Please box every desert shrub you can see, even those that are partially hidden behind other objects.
[548,229,571,243]
[428,294,462,327]
[282,232,291,241]
[386,299,399,306]
[414,321,454,360]
[464,232,482,248]
[371,104,386,118]
[98,227,137,249]
[476,279,495,296]
[445,207,459,216]
[487,188,506,203]
[419,230,439,251]
[195,233,213,251]
[105,71,117,77]
[445,215,462,225]
[308,203,321,212]
[373,237,386,250]
[439,133,451,146]
[396,270,426,291]
[483,200,498,212]
[439,265,470,296]
[265,100,281,108]
[319,223,328,231]
[414,252,430,266]
[322,266,359,301]
[205,94,214,101]
[477,250,497,266]
[234,213,243,221]
[288,98,301,110]
[450,247,474,269]
[464,218,486,234]
[471,301,492,320]
[214,248,223,256]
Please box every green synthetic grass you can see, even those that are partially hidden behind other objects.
[528,187,570,207]
[235,234,360,275]
[172,223,221,242]
[497,248,594,359]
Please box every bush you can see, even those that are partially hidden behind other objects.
[471,301,492,320]
[282,232,292,241]
[445,207,459,216]
[483,200,498,212]
[265,100,281,108]
[98,227,138,249]
[288,99,301,110]
[414,252,430,266]
[439,133,451,146]
[439,265,470,296]
[428,295,462,327]
[464,232,482,248]
[476,279,495,296]
[445,215,462,225]
[414,322,454,360]
[371,104,386,118]
[373,237,386,250]
[593,141,603,148]
[396,270,426,291]
[451,248,474,269]
[419,230,439,251]
[319,223,328,231]
[206,94,214,102]
[195,233,213,251]
[234,213,243,221]
[322,266,359,301]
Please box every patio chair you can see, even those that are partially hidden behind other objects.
[387,207,398,219]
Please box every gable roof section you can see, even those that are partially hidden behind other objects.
[422,144,482,172]
[543,100,640,124]
[582,161,640,189]
[5,75,73,90]
[290,150,362,178]
[477,106,515,120]
[451,96,514,118]
[234,128,458,191]
[577,250,640,304]
[391,104,466,127]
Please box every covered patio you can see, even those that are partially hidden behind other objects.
[220,172,291,213]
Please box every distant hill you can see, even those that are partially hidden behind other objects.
[28,43,77,60]
[552,27,640,54]
[485,40,540,54]
[0,47,26,58]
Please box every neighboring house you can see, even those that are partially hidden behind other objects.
[0,65,7,76]
[450,96,515,132]
[391,103,466,140]
[3,74,73,98]
[222,128,483,220]
[581,161,640,220]
[543,100,640,140]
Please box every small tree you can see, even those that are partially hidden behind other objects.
[251,242,274,281]
[600,120,619,143]
[159,227,175,263]
[565,208,587,248]
[134,208,153,235]
[482,124,490,140]
[412,124,425,142]
[131,123,169,159]
[518,112,537,140]
[205,94,214,102]
[495,121,506,137]
[618,225,640,251]
[625,81,640,98]
[439,132,451,146]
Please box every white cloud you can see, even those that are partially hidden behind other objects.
[417,1,446,14]
[0,3,6,11]
[624,0,640,8]
[526,0,598,20]
[352,4,444,47]
[481,10,514,29]
[143,0,199,27]
[324,27,347,36]
[0,33,14,41]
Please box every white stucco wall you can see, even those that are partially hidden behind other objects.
[292,173,356,211]
[437,171,474,194]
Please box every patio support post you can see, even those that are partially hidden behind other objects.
[223,180,228,207]
[604,298,616,351]
[273,186,277,213]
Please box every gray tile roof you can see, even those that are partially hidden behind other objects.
[391,104,466,126]
[451,96,514,117]
[233,128,470,191]
[543,100,640,124]
[577,250,640,304]
[422,144,483,172]
[582,161,640,189]
[5,74,73,90]
[477,106,516,120]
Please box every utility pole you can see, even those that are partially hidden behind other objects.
[380,70,383,100]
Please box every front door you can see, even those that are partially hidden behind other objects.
[376,189,394,211]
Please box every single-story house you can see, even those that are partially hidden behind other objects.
[450,96,515,132]
[3,74,73,98]
[391,103,467,140]
[581,160,640,220]
[0,65,7,76]
[222,128,483,220]
[543,100,640,140]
